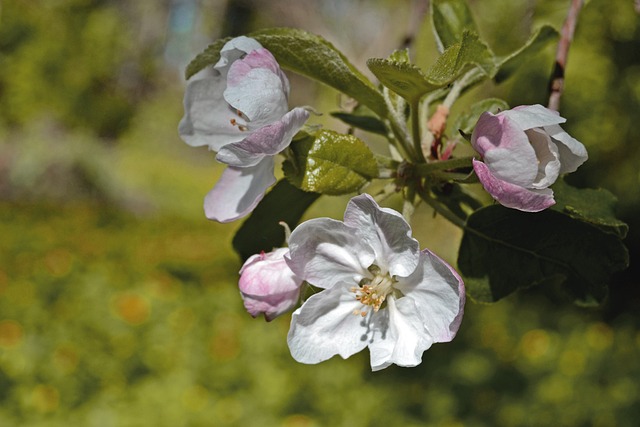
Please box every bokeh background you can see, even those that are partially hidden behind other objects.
[1,0,639,425]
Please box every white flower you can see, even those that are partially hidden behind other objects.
[285,194,465,371]
[179,36,309,222]
[239,248,303,321]
[471,104,588,212]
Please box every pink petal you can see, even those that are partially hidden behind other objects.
[471,112,538,187]
[225,51,290,127]
[216,108,309,167]
[473,159,555,212]
[204,157,276,223]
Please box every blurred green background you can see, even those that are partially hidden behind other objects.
[1,0,639,426]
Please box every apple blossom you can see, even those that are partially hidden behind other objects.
[178,36,309,222]
[284,194,465,371]
[471,104,588,212]
[239,247,303,321]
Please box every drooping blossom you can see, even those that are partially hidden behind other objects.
[471,104,588,212]
[179,36,309,222]
[239,247,303,321]
[284,194,465,371]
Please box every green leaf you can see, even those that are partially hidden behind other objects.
[426,30,496,82]
[495,25,559,83]
[232,180,320,261]
[551,179,629,239]
[458,206,629,305]
[330,109,388,136]
[185,28,387,117]
[253,28,388,117]
[283,130,379,195]
[367,58,441,103]
[431,0,479,52]
[452,98,509,135]
[185,37,231,80]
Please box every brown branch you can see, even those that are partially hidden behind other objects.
[548,0,585,112]
[400,0,429,50]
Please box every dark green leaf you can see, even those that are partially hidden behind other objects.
[458,205,629,305]
[453,98,509,135]
[495,25,559,83]
[185,28,387,117]
[232,180,320,261]
[283,130,379,195]
[431,0,479,52]
[551,179,629,239]
[330,111,388,135]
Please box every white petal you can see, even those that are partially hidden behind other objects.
[225,52,289,127]
[178,77,246,151]
[343,194,420,277]
[286,219,374,289]
[203,157,276,223]
[544,124,588,174]
[214,36,262,76]
[368,296,433,371]
[526,128,561,189]
[216,108,309,167]
[472,112,538,187]
[394,250,465,343]
[502,104,566,130]
[287,283,369,364]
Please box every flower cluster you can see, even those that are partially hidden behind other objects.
[179,36,590,371]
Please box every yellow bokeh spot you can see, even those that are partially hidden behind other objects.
[558,350,586,376]
[31,384,60,413]
[586,322,613,351]
[282,414,318,427]
[112,292,151,325]
[182,385,210,412]
[0,319,23,348]
[53,344,79,374]
[520,329,550,361]
[44,248,73,277]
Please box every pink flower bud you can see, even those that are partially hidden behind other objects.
[238,247,303,321]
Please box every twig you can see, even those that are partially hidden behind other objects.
[400,0,429,51]
[548,0,585,112]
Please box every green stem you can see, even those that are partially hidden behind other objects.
[417,187,466,229]
[414,156,474,175]
[411,99,426,163]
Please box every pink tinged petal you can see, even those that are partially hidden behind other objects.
[544,124,588,174]
[216,108,310,167]
[178,77,246,150]
[204,157,276,223]
[471,113,538,187]
[225,61,289,127]
[368,296,433,371]
[395,250,465,343]
[342,194,420,277]
[526,128,561,189]
[505,104,566,130]
[473,159,555,212]
[227,49,290,96]
[287,282,370,364]
[286,219,375,289]
[214,36,262,75]
[239,248,303,321]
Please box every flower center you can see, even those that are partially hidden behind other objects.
[350,265,397,317]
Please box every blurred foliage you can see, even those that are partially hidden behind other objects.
[0,0,639,425]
